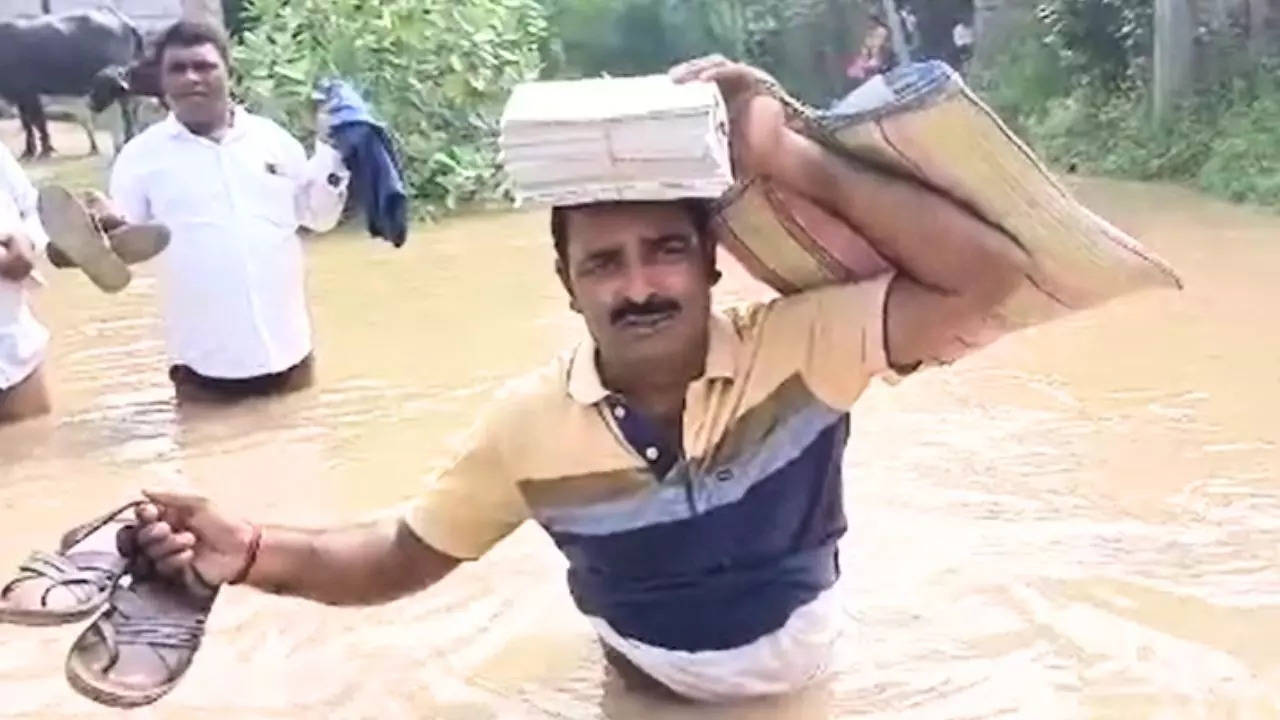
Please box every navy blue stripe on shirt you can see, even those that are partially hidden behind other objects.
[550,415,850,651]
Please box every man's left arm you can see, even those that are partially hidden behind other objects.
[296,141,350,233]
[281,129,350,234]
[678,56,1030,372]
[751,104,1028,372]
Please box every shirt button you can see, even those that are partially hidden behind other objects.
[644,446,660,462]
[612,405,627,420]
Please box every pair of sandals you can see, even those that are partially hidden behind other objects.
[0,503,217,708]
[36,186,171,294]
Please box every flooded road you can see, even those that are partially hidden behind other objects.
[1,177,1277,718]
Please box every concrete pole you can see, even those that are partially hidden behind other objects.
[974,0,1000,39]
[1154,0,1195,122]
[181,0,224,28]
[1249,0,1274,55]
[881,0,911,64]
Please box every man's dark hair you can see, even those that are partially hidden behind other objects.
[154,20,232,67]
[550,200,713,266]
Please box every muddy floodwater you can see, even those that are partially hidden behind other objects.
[1,177,1277,719]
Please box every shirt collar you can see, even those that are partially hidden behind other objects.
[164,105,247,141]
[567,312,739,406]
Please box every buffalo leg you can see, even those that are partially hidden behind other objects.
[120,97,136,143]
[82,106,100,156]
[16,98,39,159]
[25,99,54,158]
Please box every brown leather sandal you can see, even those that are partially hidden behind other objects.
[37,185,132,293]
[65,566,218,708]
[0,503,137,626]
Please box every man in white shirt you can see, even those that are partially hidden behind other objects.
[102,21,348,402]
[0,144,52,423]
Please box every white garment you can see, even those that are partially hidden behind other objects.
[590,587,843,702]
[109,108,349,379]
[0,144,51,391]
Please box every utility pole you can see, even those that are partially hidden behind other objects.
[881,0,911,64]
[1153,0,1194,122]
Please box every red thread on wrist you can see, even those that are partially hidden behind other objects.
[229,524,262,586]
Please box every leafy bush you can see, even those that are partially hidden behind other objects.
[1023,88,1216,181]
[969,18,1068,134]
[540,0,861,104]
[1198,92,1280,204]
[973,3,1280,210]
[1035,0,1153,91]
[234,0,547,217]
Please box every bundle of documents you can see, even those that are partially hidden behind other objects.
[500,76,734,206]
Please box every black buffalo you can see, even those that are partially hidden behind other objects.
[0,7,145,158]
[89,54,164,115]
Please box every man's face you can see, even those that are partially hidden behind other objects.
[559,203,714,376]
[160,43,230,132]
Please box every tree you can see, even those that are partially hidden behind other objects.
[1154,0,1194,120]
[235,0,547,216]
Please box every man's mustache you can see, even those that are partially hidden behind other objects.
[610,297,681,325]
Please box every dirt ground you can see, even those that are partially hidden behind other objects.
[1,118,112,189]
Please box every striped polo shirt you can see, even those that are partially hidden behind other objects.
[406,274,895,699]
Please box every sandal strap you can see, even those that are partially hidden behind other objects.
[111,616,206,649]
[23,550,120,577]
[2,551,121,604]
[59,501,142,552]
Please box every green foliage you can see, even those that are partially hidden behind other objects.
[975,4,1280,210]
[1035,0,1153,90]
[968,18,1068,134]
[540,0,861,104]
[1197,71,1280,204]
[222,0,249,38]
[1023,88,1216,181]
[234,0,547,217]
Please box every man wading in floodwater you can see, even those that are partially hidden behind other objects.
[127,56,1029,701]
[47,21,349,404]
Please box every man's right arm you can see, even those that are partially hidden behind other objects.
[135,492,460,607]
[138,394,531,605]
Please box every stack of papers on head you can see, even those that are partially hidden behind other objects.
[500,76,734,206]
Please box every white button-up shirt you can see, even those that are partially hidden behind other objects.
[110,108,348,379]
[0,144,51,391]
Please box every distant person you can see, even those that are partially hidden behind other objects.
[844,17,895,90]
[62,20,350,404]
[0,143,50,423]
